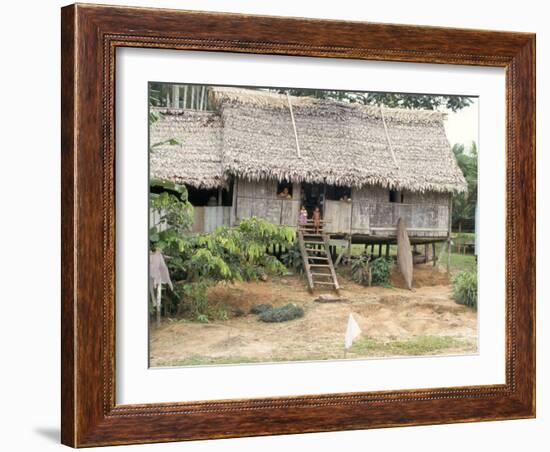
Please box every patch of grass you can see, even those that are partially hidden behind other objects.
[155,354,334,366]
[155,356,264,366]
[452,232,475,245]
[435,243,477,273]
[450,253,477,272]
[155,335,474,367]
[350,335,468,357]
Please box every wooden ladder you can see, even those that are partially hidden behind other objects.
[297,221,340,294]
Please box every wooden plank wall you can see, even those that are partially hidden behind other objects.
[324,201,352,233]
[351,188,450,237]
[190,206,231,233]
[232,181,450,236]
[192,206,205,233]
[235,179,300,226]
[204,206,231,232]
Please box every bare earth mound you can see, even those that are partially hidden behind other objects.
[149,265,477,367]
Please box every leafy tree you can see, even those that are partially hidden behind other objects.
[149,179,194,253]
[173,218,294,321]
[274,88,473,112]
[149,192,296,321]
[452,142,478,231]
[150,83,473,113]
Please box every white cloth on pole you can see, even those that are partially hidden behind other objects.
[149,250,173,290]
[344,313,361,350]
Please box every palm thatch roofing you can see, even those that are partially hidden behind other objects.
[150,87,467,193]
[149,109,223,189]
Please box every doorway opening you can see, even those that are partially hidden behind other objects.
[301,183,325,217]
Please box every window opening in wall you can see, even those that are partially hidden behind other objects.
[277,180,293,199]
[389,190,404,203]
[325,185,352,202]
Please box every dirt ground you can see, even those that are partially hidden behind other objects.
[149,265,477,367]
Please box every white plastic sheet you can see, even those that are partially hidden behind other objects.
[344,313,362,350]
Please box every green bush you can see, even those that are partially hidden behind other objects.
[258,303,304,322]
[352,256,392,286]
[452,271,477,309]
[351,255,371,286]
[280,243,303,273]
[178,281,228,322]
[370,257,393,286]
[151,213,296,322]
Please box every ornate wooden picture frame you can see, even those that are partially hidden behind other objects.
[61,3,535,447]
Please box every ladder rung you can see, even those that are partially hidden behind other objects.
[304,240,324,244]
[311,272,332,277]
[310,264,330,268]
[314,281,336,286]
[308,256,329,260]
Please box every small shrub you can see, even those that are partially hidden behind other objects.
[250,303,273,315]
[210,303,229,321]
[351,256,392,286]
[196,314,209,323]
[370,257,393,286]
[258,303,304,322]
[180,282,209,320]
[179,282,228,322]
[351,255,371,286]
[452,271,477,309]
[280,243,303,273]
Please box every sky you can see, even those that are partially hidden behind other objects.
[443,97,478,151]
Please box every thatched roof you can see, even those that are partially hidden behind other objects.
[150,88,467,193]
[149,109,224,188]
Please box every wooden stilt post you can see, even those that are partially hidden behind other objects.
[424,243,428,264]
[385,243,390,258]
[432,242,436,266]
[447,197,453,273]
[378,243,382,257]
[156,283,162,327]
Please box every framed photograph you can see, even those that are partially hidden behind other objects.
[61,4,535,447]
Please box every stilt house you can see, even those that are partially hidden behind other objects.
[150,87,467,291]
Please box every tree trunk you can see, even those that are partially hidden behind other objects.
[171,85,179,109]
[200,86,206,110]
